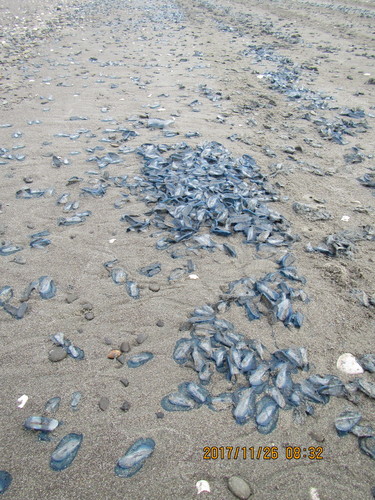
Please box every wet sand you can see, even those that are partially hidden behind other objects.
[0,0,374,498]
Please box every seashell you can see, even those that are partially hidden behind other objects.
[336,353,364,375]
[0,470,12,495]
[115,438,155,478]
[127,352,154,368]
[107,349,122,359]
[196,480,211,494]
[24,416,59,432]
[50,433,83,471]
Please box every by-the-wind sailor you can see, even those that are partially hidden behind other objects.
[0,470,12,495]
[50,433,83,471]
[255,395,279,434]
[335,410,362,436]
[0,286,13,306]
[111,268,127,284]
[38,276,56,299]
[44,397,61,414]
[0,244,23,256]
[70,391,82,411]
[125,280,140,299]
[24,416,59,432]
[161,392,197,412]
[127,352,154,368]
[358,437,375,460]
[115,438,155,478]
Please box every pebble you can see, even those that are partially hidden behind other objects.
[149,283,160,292]
[104,337,112,345]
[120,341,131,353]
[309,431,325,443]
[227,476,253,499]
[81,302,93,312]
[99,397,110,411]
[120,401,131,412]
[116,354,126,365]
[66,292,79,304]
[136,333,148,344]
[156,320,164,327]
[120,378,129,387]
[23,176,33,183]
[155,411,164,419]
[84,311,95,321]
[48,347,67,362]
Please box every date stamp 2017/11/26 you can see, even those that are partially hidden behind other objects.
[203,446,324,460]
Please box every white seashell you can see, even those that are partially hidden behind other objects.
[17,395,28,408]
[109,238,116,243]
[189,274,199,280]
[336,353,364,375]
[341,215,350,222]
[196,480,210,494]
[310,487,320,500]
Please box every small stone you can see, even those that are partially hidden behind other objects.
[136,333,148,344]
[107,349,121,359]
[13,255,26,265]
[116,354,126,365]
[26,223,35,229]
[99,396,109,411]
[227,476,253,499]
[308,431,325,443]
[81,302,93,311]
[84,311,94,321]
[120,341,131,353]
[156,320,164,327]
[104,337,112,345]
[120,401,131,412]
[23,176,33,183]
[155,411,164,419]
[120,378,129,387]
[149,283,160,292]
[66,292,78,304]
[48,347,67,362]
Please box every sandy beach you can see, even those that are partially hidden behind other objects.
[0,0,374,498]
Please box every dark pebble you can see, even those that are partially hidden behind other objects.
[104,337,112,345]
[120,341,131,353]
[81,302,93,311]
[120,378,129,387]
[116,354,126,365]
[84,311,94,321]
[149,283,160,292]
[156,320,164,327]
[48,347,67,362]
[66,292,79,304]
[308,431,325,443]
[99,396,110,411]
[120,401,131,412]
[156,411,164,419]
[136,333,148,344]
